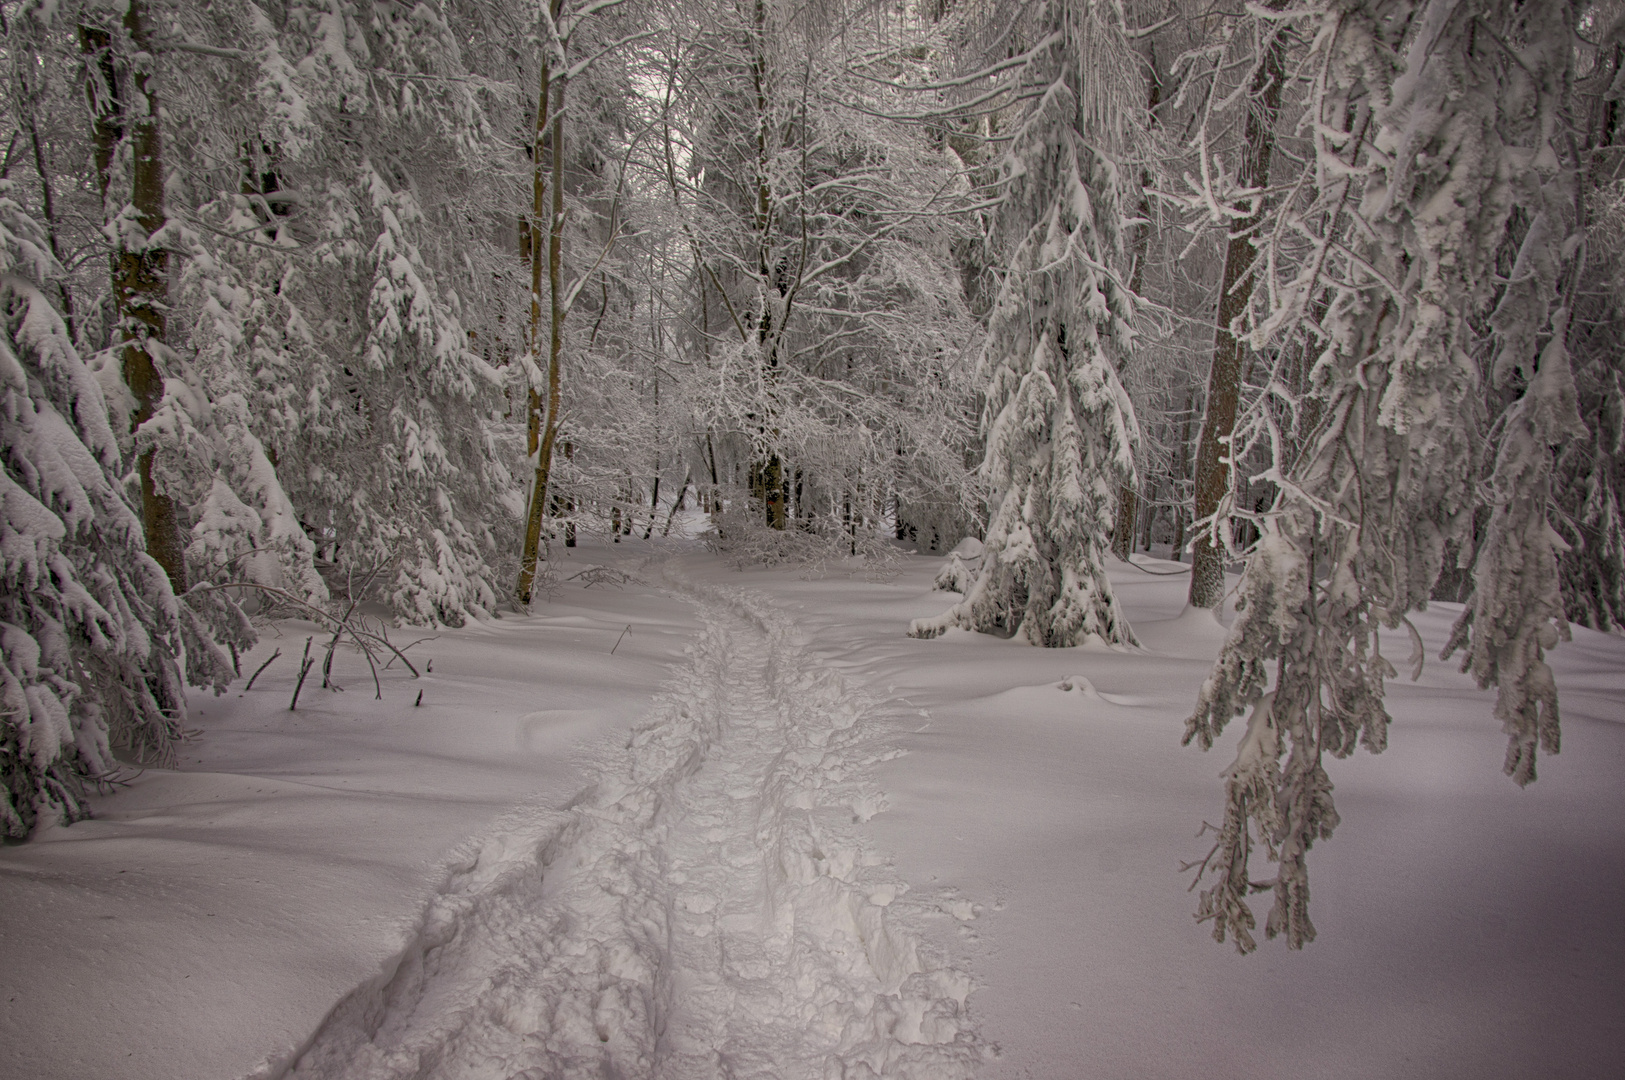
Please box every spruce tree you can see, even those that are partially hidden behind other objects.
[0,185,207,836]
[911,0,1140,647]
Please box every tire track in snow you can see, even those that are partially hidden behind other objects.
[284,580,984,1080]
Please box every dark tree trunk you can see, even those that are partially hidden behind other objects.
[24,110,74,337]
[84,4,187,593]
[1112,51,1162,563]
[1188,33,1284,608]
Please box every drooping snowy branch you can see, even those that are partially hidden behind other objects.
[0,183,191,836]
[1183,0,1585,951]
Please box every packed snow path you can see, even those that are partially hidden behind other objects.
[289,581,982,1079]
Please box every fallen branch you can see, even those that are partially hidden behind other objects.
[381,632,437,671]
[244,649,281,691]
[567,566,640,588]
[289,637,315,711]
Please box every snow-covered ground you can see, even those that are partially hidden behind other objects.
[3,538,1622,1079]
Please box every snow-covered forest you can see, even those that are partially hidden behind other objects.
[3,0,1624,1075]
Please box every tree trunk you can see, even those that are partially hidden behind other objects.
[1188,34,1284,609]
[750,0,787,531]
[662,471,691,536]
[1171,385,1194,560]
[84,4,187,593]
[517,15,568,605]
[18,74,75,337]
[644,471,660,539]
[1112,489,1138,560]
[1112,51,1161,563]
[705,433,720,513]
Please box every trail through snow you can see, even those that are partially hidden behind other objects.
[288,579,983,1079]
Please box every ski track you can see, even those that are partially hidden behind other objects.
[285,579,984,1080]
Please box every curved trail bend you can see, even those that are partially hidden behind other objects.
[288,579,983,1080]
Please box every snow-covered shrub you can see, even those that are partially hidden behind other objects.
[932,537,985,594]
[0,185,190,836]
[933,555,972,594]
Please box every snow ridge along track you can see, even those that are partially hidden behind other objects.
[285,579,984,1080]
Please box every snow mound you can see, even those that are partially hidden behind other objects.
[286,579,984,1079]
[1057,674,1100,698]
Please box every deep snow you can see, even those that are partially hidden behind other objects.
[2,538,1622,1079]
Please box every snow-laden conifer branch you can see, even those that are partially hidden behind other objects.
[0,182,197,836]
[1183,0,1587,952]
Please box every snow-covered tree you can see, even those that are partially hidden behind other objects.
[582,0,981,569]
[1552,18,1625,633]
[4,1,334,614]
[0,183,212,836]
[911,0,1141,646]
[1557,201,1625,630]
[1182,0,1585,952]
[131,0,527,624]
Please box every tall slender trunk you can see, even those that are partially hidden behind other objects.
[1139,478,1157,551]
[1171,385,1194,560]
[750,0,786,530]
[1112,478,1139,560]
[1187,33,1284,608]
[661,470,691,536]
[517,14,568,604]
[552,441,577,547]
[705,431,719,512]
[1111,56,1162,562]
[645,367,660,538]
[644,469,659,540]
[83,5,186,593]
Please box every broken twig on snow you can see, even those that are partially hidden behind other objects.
[244,649,281,691]
[289,637,315,710]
